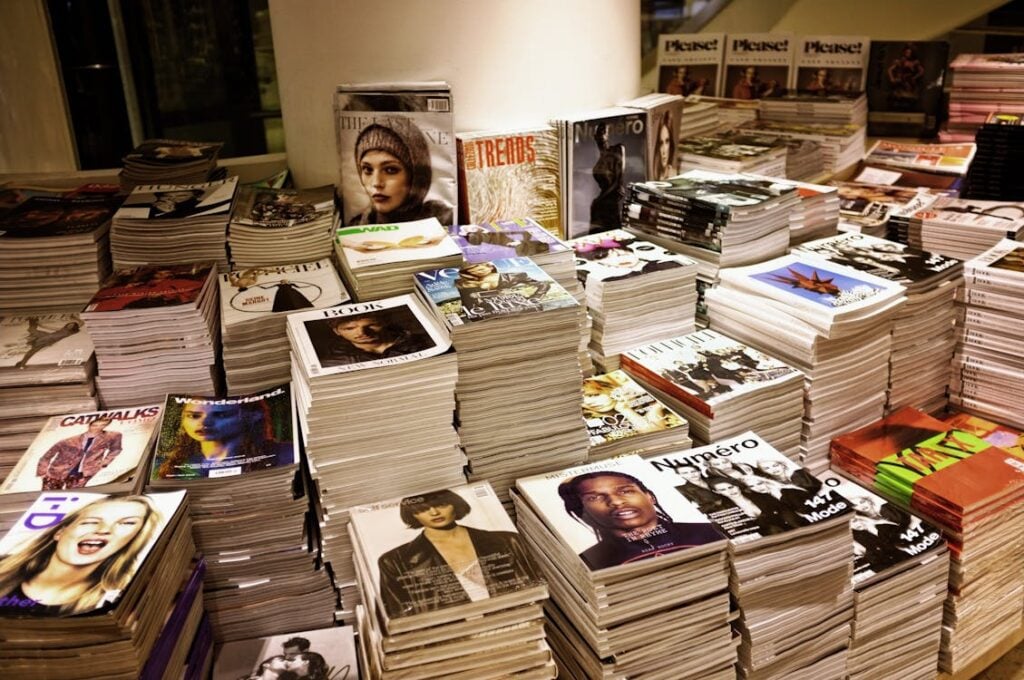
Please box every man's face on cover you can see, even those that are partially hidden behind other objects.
[576,474,657,536]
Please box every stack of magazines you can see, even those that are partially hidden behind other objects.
[120,139,223,190]
[793,232,962,414]
[81,263,220,407]
[624,170,798,277]
[950,239,1024,428]
[738,120,866,175]
[212,625,358,680]
[943,53,1024,142]
[582,370,692,461]
[141,558,210,680]
[707,254,906,473]
[286,295,465,587]
[514,456,734,679]
[0,490,194,679]
[147,385,337,641]
[746,174,839,244]
[904,196,1024,261]
[759,93,869,127]
[622,329,804,455]
[349,482,555,679]
[676,130,788,176]
[831,407,1024,675]
[0,313,97,480]
[218,259,350,394]
[111,177,238,271]
[645,433,856,680]
[569,229,698,372]
[678,99,723,139]
[226,185,338,268]
[964,113,1024,201]
[334,217,463,301]
[0,193,121,312]
[415,258,588,500]
[834,182,941,239]
[820,472,948,680]
[780,138,826,182]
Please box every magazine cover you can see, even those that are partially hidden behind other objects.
[83,263,214,313]
[334,84,457,227]
[942,412,1023,458]
[834,182,938,230]
[678,131,783,164]
[448,218,570,264]
[457,127,561,237]
[0,314,92,370]
[230,185,335,229]
[123,139,222,164]
[792,35,871,95]
[570,229,695,284]
[0,194,121,239]
[915,197,1024,232]
[632,169,796,211]
[620,329,801,418]
[517,455,725,571]
[657,33,725,97]
[567,108,648,238]
[349,482,542,620]
[414,257,577,325]
[114,177,238,221]
[722,33,794,100]
[287,294,450,376]
[645,433,851,544]
[212,625,357,680]
[966,238,1024,279]
[867,41,949,137]
[0,490,185,616]
[865,141,977,177]
[150,384,297,481]
[219,259,349,327]
[1,405,162,494]
[335,217,461,269]
[583,371,687,447]
[793,232,961,284]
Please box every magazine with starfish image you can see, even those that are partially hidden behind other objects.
[219,259,350,328]
[335,217,461,269]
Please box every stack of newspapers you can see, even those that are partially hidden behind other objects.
[646,434,856,680]
[832,407,1024,675]
[707,254,906,473]
[415,257,588,500]
[226,185,337,268]
[349,482,555,679]
[950,239,1024,428]
[514,456,735,679]
[622,329,804,456]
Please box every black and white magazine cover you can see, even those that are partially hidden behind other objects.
[114,178,238,221]
[334,83,457,227]
[793,232,961,284]
[0,314,91,371]
[792,35,871,95]
[657,33,725,97]
[231,185,335,229]
[645,432,852,543]
[570,229,695,284]
[213,625,358,680]
[219,259,350,327]
[516,455,725,571]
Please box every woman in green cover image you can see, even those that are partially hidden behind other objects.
[590,122,626,230]
[0,495,161,615]
[349,117,453,226]
[376,489,538,619]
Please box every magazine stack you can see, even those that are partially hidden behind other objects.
[0,313,97,480]
[942,411,1023,457]
[218,259,350,394]
[0,489,194,679]
[334,217,463,301]
[0,193,121,312]
[963,113,1024,201]
[514,456,734,679]
[793,232,962,413]
[678,99,722,139]
[448,218,593,376]
[569,229,698,372]
[820,472,948,680]
[778,138,826,183]
[950,239,1024,428]
[706,254,906,472]
[415,258,589,500]
[738,120,866,175]
[212,625,358,680]
[834,182,941,239]
[147,385,337,641]
[644,433,856,680]
[676,131,788,176]
[286,295,465,587]
[120,139,223,189]
[0,403,162,529]
[111,177,238,271]
[349,482,555,679]
[226,185,338,268]
[904,196,1024,261]
[831,407,1024,675]
[863,140,976,180]
[582,371,692,461]
[745,175,839,244]
[80,263,219,407]
[759,94,869,127]
[943,53,1024,143]
[621,329,804,455]
[624,170,799,277]
[140,558,209,680]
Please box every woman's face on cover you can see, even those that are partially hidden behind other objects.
[53,500,146,568]
[577,475,657,534]
[463,263,496,279]
[359,150,410,216]
[284,654,310,675]
[744,477,770,494]
[582,383,614,412]
[758,460,786,479]
[180,403,244,443]
[413,503,456,529]
[658,123,672,167]
[676,466,702,484]
[712,481,742,499]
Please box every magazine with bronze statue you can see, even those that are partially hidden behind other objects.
[227,185,337,268]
